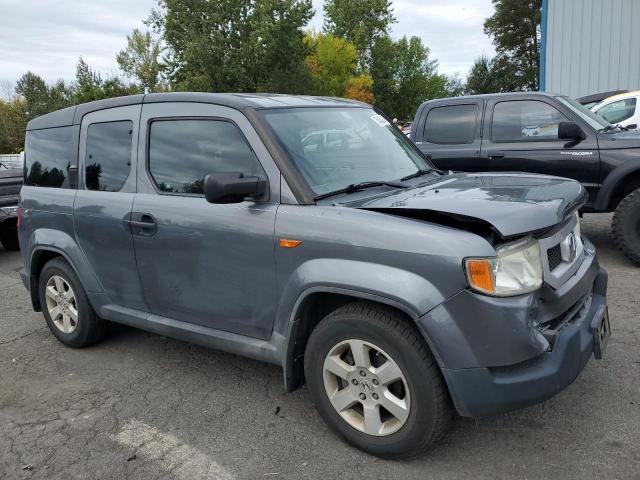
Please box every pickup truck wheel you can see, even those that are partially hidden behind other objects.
[612,188,640,265]
[0,230,19,251]
[39,257,107,348]
[304,302,451,459]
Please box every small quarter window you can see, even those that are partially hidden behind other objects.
[24,126,73,188]
[148,119,262,195]
[492,100,568,142]
[85,121,133,191]
[423,105,477,144]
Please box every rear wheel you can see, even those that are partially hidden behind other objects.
[39,257,107,347]
[612,188,640,265]
[304,302,451,459]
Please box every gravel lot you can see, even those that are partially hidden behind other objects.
[1,213,639,480]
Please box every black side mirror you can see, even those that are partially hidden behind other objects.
[626,124,637,130]
[204,172,266,204]
[558,121,587,141]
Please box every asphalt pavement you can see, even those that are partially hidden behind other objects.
[0,213,638,479]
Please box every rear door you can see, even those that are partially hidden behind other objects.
[74,105,146,310]
[480,97,601,203]
[412,99,483,172]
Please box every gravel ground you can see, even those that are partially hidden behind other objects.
[0,213,639,480]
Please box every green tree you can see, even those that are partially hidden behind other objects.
[304,33,358,96]
[15,72,65,121]
[465,55,498,94]
[73,57,140,104]
[117,29,165,93]
[154,0,313,93]
[370,35,447,120]
[323,0,395,67]
[0,98,26,153]
[345,74,374,103]
[484,0,541,91]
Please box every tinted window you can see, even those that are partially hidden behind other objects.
[492,100,568,142]
[596,98,636,124]
[424,104,477,144]
[149,120,262,195]
[85,121,133,191]
[24,126,72,188]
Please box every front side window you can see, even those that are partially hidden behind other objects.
[492,100,568,142]
[148,119,262,195]
[24,126,72,188]
[596,98,637,124]
[262,107,429,196]
[85,121,133,191]
[424,104,477,144]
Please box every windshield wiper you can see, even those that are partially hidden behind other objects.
[599,124,627,133]
[400,168,442,181]
[314,181,408,201]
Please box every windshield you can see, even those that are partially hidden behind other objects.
[262,107,430,196]
[556,96,611,130]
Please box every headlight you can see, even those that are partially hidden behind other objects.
[464,237,543,296]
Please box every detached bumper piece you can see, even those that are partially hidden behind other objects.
[443,267,609,418]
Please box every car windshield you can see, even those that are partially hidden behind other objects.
[557,96,611,130]
[262,107,431,196]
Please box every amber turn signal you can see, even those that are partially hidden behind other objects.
[280,239,302,248]
[465,259,494,294]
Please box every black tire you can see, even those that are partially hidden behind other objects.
[0,230,19,251]
[612,188,640,265]
[304,302,451,459]
[39,257,107,348]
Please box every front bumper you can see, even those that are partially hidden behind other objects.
[418,238,608,418]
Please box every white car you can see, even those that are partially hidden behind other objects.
[591,90,640,129]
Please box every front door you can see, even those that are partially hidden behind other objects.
[132,102,279,340]
[74,105,145,310]
[480,98,601,204]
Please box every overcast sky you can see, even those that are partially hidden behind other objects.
[0,0,495,89]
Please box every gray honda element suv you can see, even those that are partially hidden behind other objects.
[18,93,610,458]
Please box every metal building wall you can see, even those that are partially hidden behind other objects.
[542,0,640,98]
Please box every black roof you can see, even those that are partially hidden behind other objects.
[26,93,367,131]
[576,90,628,105]
[421,91,564,104]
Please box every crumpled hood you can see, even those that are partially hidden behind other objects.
[346,172,587,238]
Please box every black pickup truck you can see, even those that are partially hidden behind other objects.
[410,92,640,264]
[0,165,22,250]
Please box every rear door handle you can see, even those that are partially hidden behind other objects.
[126,212,157,236]
[487,151,505,159]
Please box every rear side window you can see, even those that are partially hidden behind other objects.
[148,119,262,195]
[85,121,133,191]
[24,126,72,188]
[596,98,636,124]
[423,105,477,144]
[492,100,568,142]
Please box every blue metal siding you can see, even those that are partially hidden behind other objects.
[543,0,640,97]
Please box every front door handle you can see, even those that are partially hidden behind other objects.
[127,212,157,236]
[487,151,505,159]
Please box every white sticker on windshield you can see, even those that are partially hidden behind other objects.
[370,114,390,127]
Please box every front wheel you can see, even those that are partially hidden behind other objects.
[304,302,451,459]
[612,188,640,265]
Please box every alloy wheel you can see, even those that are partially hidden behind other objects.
[322,339,410,436]
[45,275,78,334]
